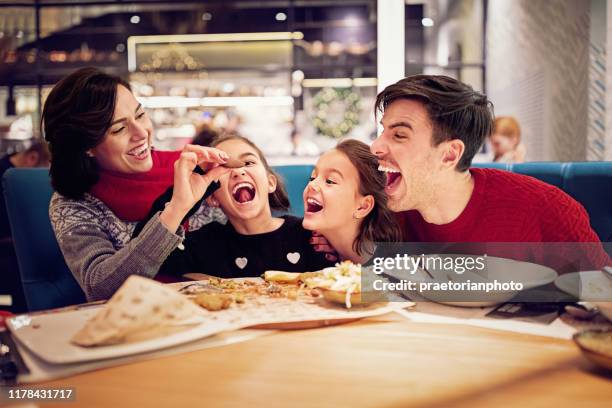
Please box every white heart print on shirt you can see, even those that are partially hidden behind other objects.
[235,257,248,269]
[286,252,300,264]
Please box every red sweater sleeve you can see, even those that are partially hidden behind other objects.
[536,186,611,271]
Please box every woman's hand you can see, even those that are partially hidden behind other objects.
[160,145,231,232]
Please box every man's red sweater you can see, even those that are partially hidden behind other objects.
[398,168,610,272]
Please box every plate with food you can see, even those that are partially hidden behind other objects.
[9,269,408,363]
[7,276,233,364]
[384,254,558,307]
[554,270,612,302]
[573,328,612,371]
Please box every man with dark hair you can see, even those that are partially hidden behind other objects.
[371,75,609,271]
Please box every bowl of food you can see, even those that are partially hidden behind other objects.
[573,328,612,371]
[303,261,363,308]
[318,288,363,308]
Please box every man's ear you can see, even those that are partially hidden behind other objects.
[267,173,277,193]
[441,139,465,169]
[354,194,375,219]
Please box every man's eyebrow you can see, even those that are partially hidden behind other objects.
[109,104,143,126]
[386,121,413,130]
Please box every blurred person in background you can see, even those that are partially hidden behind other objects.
[0,140,50,312]
[0,140,50,239]
[290,128,320,156]
[490,116,526,163]
[191,124,221,147]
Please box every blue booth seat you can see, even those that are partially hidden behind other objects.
[2,168,85,311]
[3,163,610,311]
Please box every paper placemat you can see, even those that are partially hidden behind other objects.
[394,302,580,339]
[8,276,413,383]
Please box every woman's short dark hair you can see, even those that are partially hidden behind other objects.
[335,139,402,255]
[42,67,130,199]
[211,134,290,211]
[375,75,494,171]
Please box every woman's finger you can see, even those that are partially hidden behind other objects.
[183,144,228,164]
[201,165,231,185]
[175,151,199,173]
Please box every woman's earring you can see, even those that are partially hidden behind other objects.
[352,212,358,219]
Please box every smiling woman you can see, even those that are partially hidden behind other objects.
[43,67,227,301]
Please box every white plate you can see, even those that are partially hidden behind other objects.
[555,271,612,302]
[7,307,232,364]
[383,255,558,307]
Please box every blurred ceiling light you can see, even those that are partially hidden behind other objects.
[0,32,4,38]
[276,12,287,21]
[327,41,344,57]
[202,12,213,21]
[292,70,305,82]
[222,83,235,93]
[138,96,293,108]
[291,84,302,97]
[352,77,378,87]
[421,18,434,27]
[130,15,141,24]
[201,96,293,107]
[343,15,361,27]
[302,78,377,88]
[139,96,201,109]
[16,31,23,39]
[302,78,352,88]
[116,43,126,52]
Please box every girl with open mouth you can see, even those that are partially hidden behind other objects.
[157,134,332,278]
[302,139,401,264]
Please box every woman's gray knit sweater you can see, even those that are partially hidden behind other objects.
[49,192,225,301]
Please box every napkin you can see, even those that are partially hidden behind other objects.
[71,276,207,347]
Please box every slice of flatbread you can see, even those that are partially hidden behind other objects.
[263,270,322,284]
[71,275,206,347]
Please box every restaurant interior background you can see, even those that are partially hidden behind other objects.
[1,0,611,164]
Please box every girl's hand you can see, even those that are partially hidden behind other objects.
[160,145,231,231]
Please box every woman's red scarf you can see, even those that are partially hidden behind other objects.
[89,150,180,222]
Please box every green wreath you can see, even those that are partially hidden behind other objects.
[311,88,361,139]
